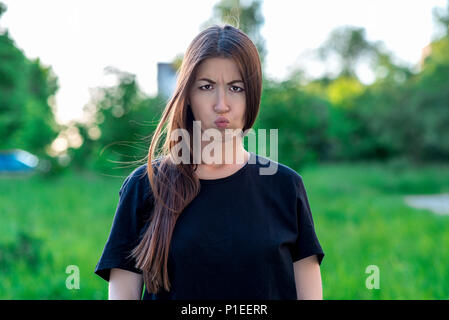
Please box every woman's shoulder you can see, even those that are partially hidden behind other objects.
[119,160,158,202]
[122,164,148,189]
[121,156,167,197]
[250,153,307,199]
[122,157,164,186]
[251,153,303,184]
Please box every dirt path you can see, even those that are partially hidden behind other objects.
[404,193,449,215]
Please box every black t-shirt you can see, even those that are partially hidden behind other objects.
[94,152,325,300]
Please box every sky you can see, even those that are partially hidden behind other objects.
[1,0,447,125]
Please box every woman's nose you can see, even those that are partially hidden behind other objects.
[214,87,230,113]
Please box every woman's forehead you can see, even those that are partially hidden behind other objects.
[196,57,241,80]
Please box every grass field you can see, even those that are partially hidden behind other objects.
[1,160,449,299]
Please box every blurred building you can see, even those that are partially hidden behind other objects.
[419,43,432,70]
[157,62,177,99]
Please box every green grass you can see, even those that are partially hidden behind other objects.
[0,169,126,299]
[300,160,449,299]
[1,161,449,299]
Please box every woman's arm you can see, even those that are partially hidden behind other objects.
[108,268,144,300]
[293,254,323,300]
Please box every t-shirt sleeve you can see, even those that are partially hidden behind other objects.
[94,165,154,282]
[291,175,325,265]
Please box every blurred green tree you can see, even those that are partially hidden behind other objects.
[69,67,165,174]
[432,0,449,37]
[0,2,60,158]
[255,77,331,168]
[317,26,382,79]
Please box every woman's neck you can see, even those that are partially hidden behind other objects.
[198,136,248,170]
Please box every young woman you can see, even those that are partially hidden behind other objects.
[95,24,325,300]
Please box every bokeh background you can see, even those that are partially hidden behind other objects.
[1,0,449,299]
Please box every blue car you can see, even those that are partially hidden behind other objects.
[0,149,39,173]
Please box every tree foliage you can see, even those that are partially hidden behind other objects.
[68,67,166,174]
[0,3,60,158]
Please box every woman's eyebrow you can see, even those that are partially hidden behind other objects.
[197,78,244,85]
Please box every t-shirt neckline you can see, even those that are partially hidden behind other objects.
[198,151,255,185]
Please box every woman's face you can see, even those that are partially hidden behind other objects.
[188,57,246,136]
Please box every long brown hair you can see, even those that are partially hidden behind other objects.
[129,24,263,294]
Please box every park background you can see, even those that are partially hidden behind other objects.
[1,0,449,299]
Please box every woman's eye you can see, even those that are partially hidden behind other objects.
[231,86,244,92]
[199,84,212,90]
[199,85,244,92]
